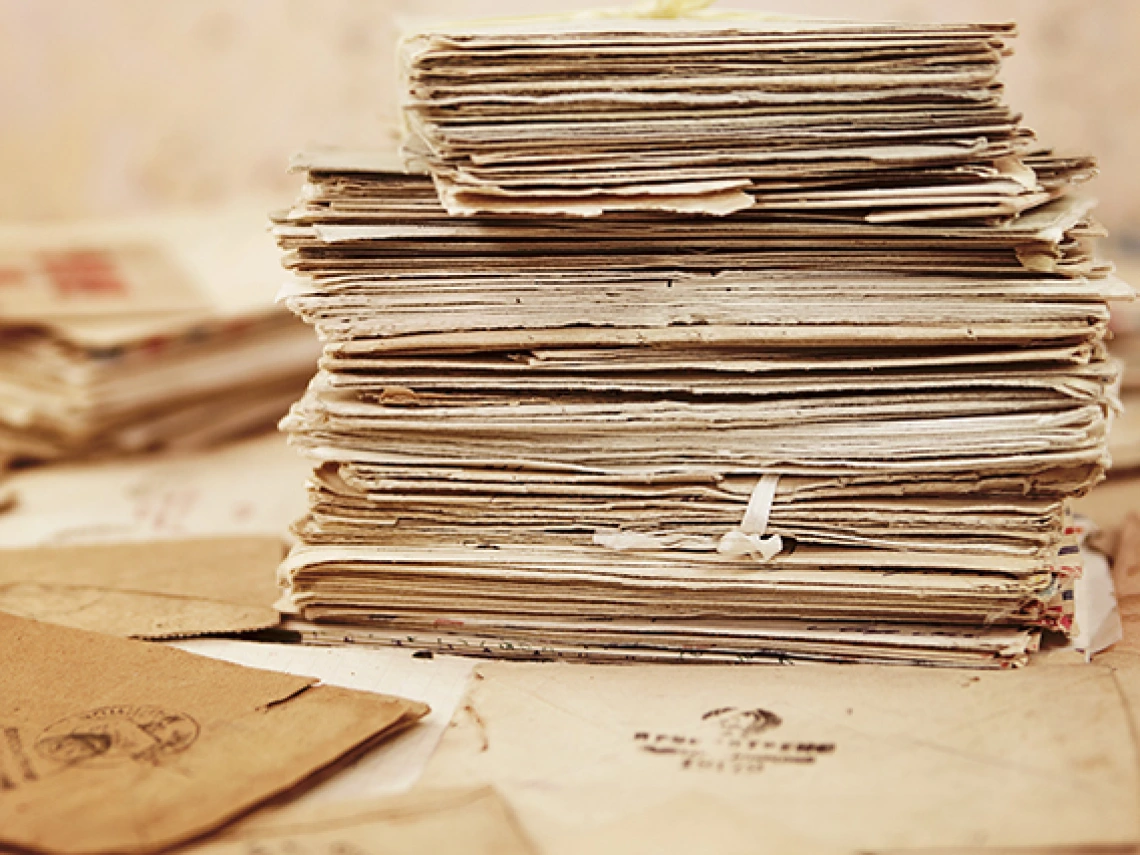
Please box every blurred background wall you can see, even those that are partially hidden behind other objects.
[2,0,1138,240]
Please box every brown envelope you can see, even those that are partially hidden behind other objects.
[0,537,285,638]
[0,613,429,855]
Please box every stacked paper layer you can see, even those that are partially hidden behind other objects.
[401,18,1085,218]
[0,210,321,462]
[274,14,1131,667]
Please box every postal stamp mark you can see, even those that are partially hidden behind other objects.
[634,706,835,774]
[35,705,199,767]
[0,726,39,789]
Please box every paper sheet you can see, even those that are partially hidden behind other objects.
[1072,535,1124,659]
[0,432,307,548]
[0,614,426,855]
[420,659,1140,852]
[0,537,285,639]
[181,787,538,855]
[173,639,476,802]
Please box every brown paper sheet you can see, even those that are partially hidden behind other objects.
[0,613,428,855]
[0,537,285,638]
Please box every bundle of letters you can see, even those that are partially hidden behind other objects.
[0,209,321,463]
[273,11,1131,667]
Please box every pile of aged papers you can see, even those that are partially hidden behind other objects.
[400,17,1086,218]
[272,12,1131,667]
[0,209,320,463]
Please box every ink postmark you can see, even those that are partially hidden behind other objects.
[35,706,199,767]
[634,706,834,774]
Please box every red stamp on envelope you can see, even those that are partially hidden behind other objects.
[40,249,128,298]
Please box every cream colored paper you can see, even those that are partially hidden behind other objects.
[173,640,476,804]
[420,660,1140,852]
[180,787,536,855]
[0,432,308,549]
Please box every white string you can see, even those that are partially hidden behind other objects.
[717,474,783,561]
[592,473,783,561]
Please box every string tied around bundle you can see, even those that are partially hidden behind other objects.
[717,473,783,561]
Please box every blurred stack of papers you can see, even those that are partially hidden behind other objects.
[0,210,320,463]
[1106,255,1140,470]
[272,13,1131,667]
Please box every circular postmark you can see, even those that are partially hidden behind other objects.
[35,706,199,767]
[702,706,782,741]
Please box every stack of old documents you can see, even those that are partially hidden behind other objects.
[400,16,1085,219]
[273,13,1130,667]
[0,210,320,463]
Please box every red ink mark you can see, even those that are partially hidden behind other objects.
[132,486,199,534]
[140,336,169,355]
[0,267,25,287]
[224,318,254,335]
[40,250,127,298]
